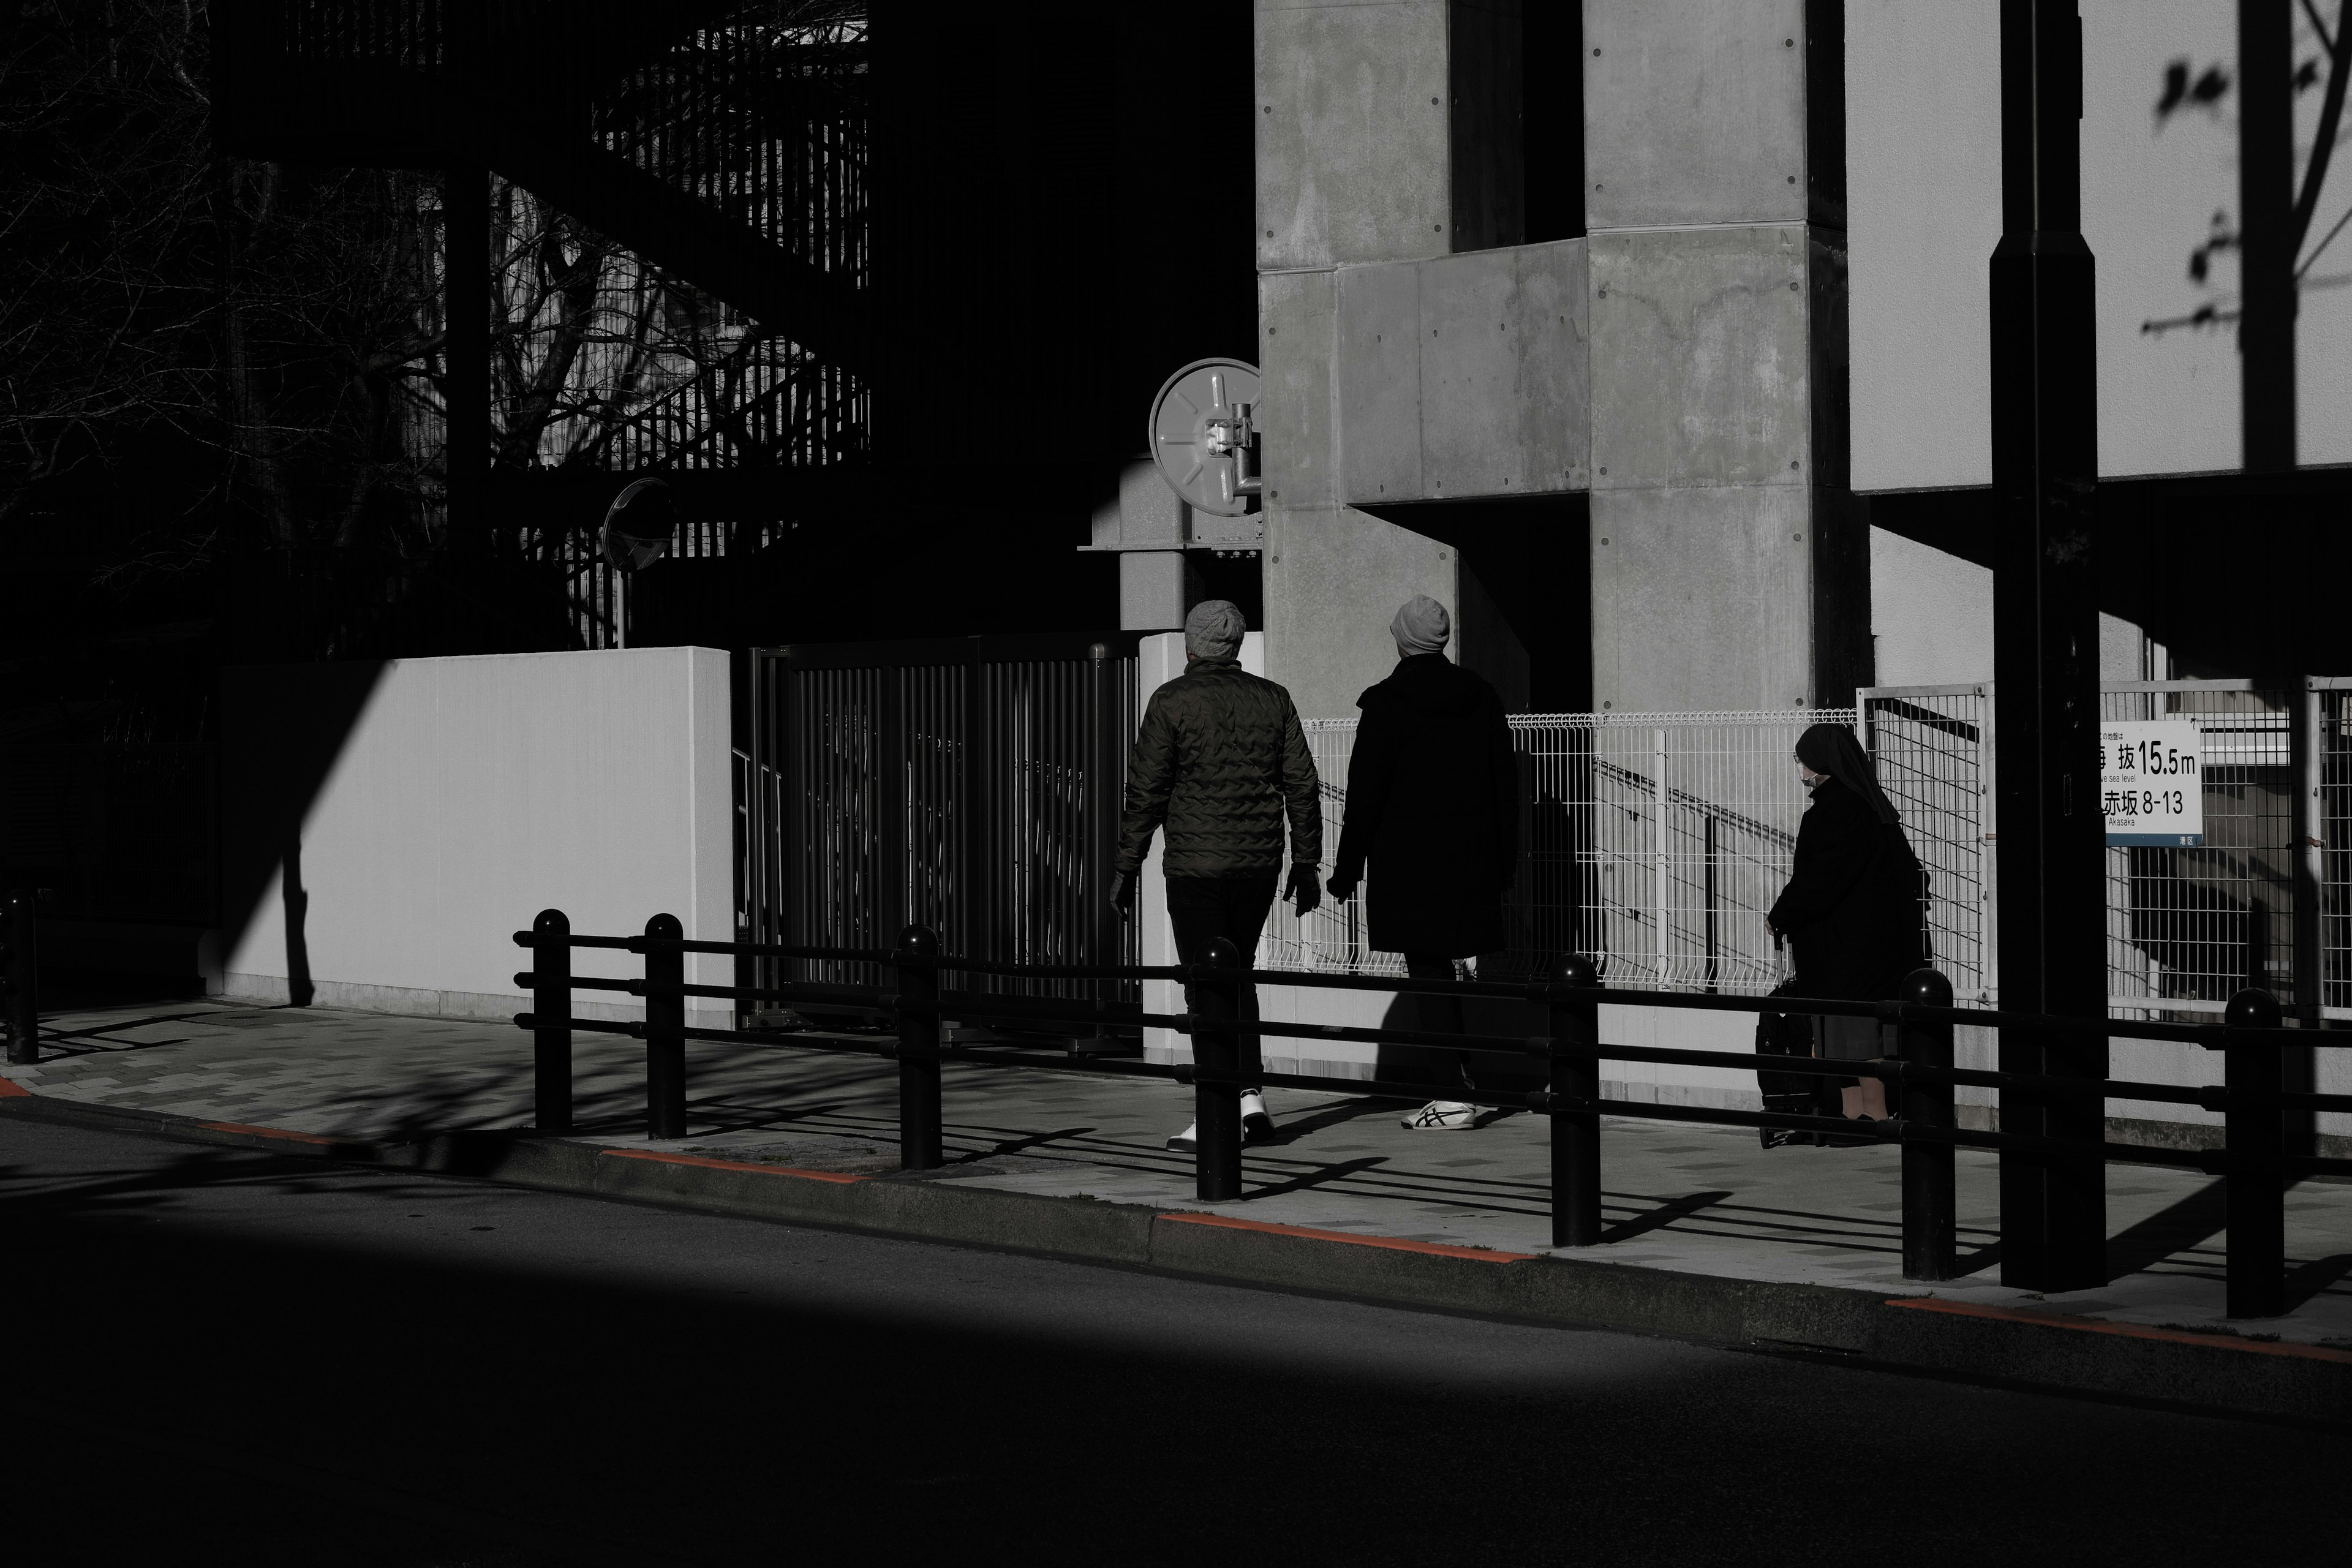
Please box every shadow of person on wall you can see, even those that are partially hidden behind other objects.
[1375,962,1547,1107]
[219,660,387,998]
[281,832,312,1008]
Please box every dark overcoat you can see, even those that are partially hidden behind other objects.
[1766,777,1928,1000]
[1333,654,1517,957]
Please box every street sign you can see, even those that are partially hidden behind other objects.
[2101,720,2204,845]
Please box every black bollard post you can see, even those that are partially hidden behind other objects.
[3,889,36,1066]
[1193,938,1245,1201]
[895,924,943,1170]
[532,909,572,1133]
[2224,987,2286,1318]
[1548,954,1602,1248]
[1898,968,1957,1281]
[644,913,687,1140]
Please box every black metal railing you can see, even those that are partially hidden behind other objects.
[4,889,40,1067]
[511,910,2352,1319]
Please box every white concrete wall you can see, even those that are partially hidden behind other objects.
[1869,526,2152,690]
[224,647,733,1024]
[1868,527,1996,687]
[1847,1,2002,493]
[1850,0,2352,490]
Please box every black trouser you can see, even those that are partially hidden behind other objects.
[1405,954,1475,1091]
[1166,872,1277,1083]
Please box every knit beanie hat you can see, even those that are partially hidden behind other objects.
[1389,594,1451,656]
[1185,599,1247,659]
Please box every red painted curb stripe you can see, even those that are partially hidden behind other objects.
[1886,1297,2352,1364]
[197,1121,339,1145]
[598,1148,868,1184]
[1158,1210,1537,1262]
[0,1076,31,1099]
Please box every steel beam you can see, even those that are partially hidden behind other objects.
[1990,0,2107,1292]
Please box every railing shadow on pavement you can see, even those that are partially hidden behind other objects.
[509,907,2352,1319]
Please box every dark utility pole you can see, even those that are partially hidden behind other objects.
[2239,0,2297,469]
[445,167,489,555]
[1991,0,2108,1292]
[443,9,489,562]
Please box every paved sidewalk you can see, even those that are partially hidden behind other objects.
[8,995,2350,1351]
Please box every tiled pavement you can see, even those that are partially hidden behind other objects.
[8,996,2350,1349]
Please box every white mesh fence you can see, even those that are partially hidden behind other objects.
[1860,687,1992,1003]
[1257,710,1847,996]
[1861,680,2348,1020]
[1259,684,2351,1019]
[2099,685,2294,1017]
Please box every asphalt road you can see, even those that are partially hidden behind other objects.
[3,1117,2342,1567]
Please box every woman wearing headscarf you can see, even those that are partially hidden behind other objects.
[1766,722,1927,1123]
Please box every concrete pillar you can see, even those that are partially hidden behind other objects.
[1091,459,1203,632]
[1260,264,1458,720]
[1254,1,1523,718]
[1583,1,1863,712]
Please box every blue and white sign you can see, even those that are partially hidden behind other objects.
[2102,722,2204,846]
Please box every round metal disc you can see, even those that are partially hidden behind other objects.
[1147,358,1262,517]
[601,478,677,573]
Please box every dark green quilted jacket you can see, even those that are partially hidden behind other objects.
[1115,657,1322,878]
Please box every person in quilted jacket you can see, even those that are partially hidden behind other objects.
[1110,599,1322,1152]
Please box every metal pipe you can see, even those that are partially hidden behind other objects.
[1991,0,2108,1293]
[1653,728,1669,983]
[532,908,571,1133]
[4,889,37,1066]
[644,912,687,1139]
[1193,937,1245,1200]
[895,923,944,1169]
[1899,967,1958,1281]
[1550,955,1603,1247]
[2224,986,2286,1317]
[2290,676,2324,1158]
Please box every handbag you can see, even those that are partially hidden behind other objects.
[1754,936,1835,1149]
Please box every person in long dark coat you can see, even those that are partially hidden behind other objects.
[1766,722,1927,1123]
[1327,595,1518,1131]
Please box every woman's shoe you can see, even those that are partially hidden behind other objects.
[1240,1089,1276,1145]
[1819,1114,1875,1148]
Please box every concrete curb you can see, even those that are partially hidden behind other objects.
[6,1088,2347,1426]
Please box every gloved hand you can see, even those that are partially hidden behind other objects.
[1326,869,1357,903]
[1284,864,1322,916]
[1110,872,1136,919]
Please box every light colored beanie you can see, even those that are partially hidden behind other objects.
[1390,594,1450,655]
[1185,598,1247,659]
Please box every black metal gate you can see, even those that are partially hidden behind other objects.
[744,635,1142,1036]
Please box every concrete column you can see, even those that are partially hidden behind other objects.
[1260,266,1460,718]
[1255,1,1522,718]
[1091,459,1201,632]
[1583,1,1863,712]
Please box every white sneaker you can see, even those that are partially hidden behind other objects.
[1240,1089,1275,1145]
[1401,1099,1479,1131]
[1169,1100,1272,1152]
